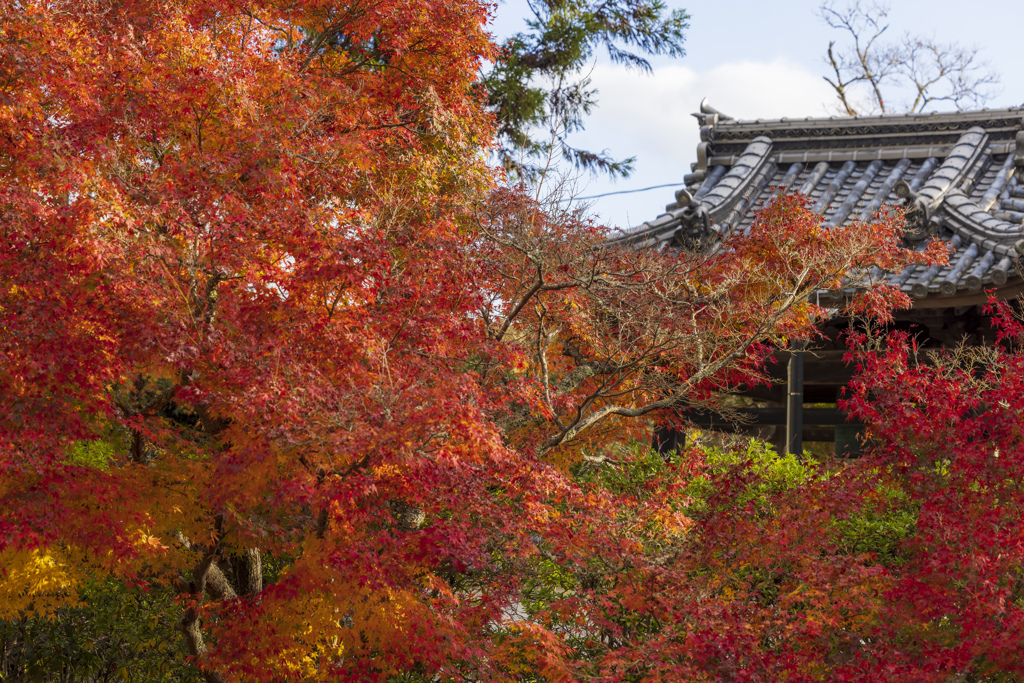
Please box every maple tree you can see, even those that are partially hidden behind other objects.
[0,0,988,681]
[484,309,1024,681]
[829,308,1024,680]
[477,187,943,456]
[1,0,508,678]
[504,303,1024,681]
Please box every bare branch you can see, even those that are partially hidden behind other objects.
[818,1,999,114]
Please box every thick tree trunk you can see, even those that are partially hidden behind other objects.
[205,562,238,600]
[232,548,262,596]
[177,519,226,683]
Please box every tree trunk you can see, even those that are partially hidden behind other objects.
[232,548,262,596]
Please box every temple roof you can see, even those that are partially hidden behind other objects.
[614,101,1024,307]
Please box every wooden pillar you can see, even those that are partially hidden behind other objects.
[786,341,805,456]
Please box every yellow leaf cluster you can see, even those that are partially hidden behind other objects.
[0,547,87,618]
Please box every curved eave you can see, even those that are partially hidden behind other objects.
[624,112,1024,302]
[818,276,1024,311]
[609,136,774,249]
[911,277,1024,308]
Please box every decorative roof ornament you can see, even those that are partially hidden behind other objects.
[684,99,734,186]
[691,97,734,127]
[670,203,714,251]
[894,179,935,242]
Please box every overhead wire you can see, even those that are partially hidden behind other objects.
[558,182,685,202]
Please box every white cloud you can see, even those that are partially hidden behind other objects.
[565,58,836,228]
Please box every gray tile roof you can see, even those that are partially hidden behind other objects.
[612,101,1024,305]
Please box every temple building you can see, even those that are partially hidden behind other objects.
[621,101,1024,455]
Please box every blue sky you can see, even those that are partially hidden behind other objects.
[488,0,1024,229]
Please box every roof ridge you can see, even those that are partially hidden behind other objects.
[710,105,1024,130]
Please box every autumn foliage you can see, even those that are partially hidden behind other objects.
[478,187,943,455]
[3,0,1020,681]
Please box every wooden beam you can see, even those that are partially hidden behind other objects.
[684,407,859,427]
[692,421,840,443]
[740,384,845,403]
